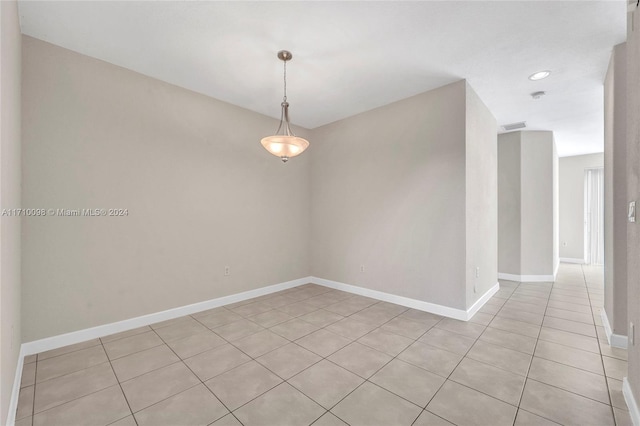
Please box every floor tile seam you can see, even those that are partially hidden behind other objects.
[549,292,592,300]
[535,335,600,355]
[547,298,593,307]
[413,330,479,359]
[436,377,523,419]
[30,354,38,425]
[190,313,258,337]
[524,377,615,408]
[542,312,596,325]
[539,322,598,339]
[599,351,629,362]
[512,279,548,412]
[105,340,167,363]
[37,341,103,363]
[550,290,591,297]
[413,409,453,426]
[601,353,629,365]
[228,380,323,421]
[514,405,563,425]
[306,411,337,426]
[29,383,127,424]
[145,326,238,421]
[165,336,231,360]
[510,292,551,301]
[583,267,619,420]
[530,350,614,378]
[279,306,455,417]
[485,323,540,340]
[499,297,548,309]
[148,317,197,331]
[31,369,122,416]
[445,372,524,407]
[98,339,138,425]
[100,327,154,345]
[459,347,535,380]
[431,323,486,341]
[493,312,544,327]
[534,347,607,374]
[106,414,137,426]
[33,359,114,387]
[525,365,614,406]
[476,332,537,357]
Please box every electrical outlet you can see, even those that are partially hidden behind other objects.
[631,322,635,346]
[224,266,230,276]
[475,267,480,278]
[360,265,365,273]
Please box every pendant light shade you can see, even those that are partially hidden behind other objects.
[261,51,309,163]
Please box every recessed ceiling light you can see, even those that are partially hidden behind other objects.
[528,70,551,81]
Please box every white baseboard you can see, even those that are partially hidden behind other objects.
[9,275,501,424]
[498,272,555,283]
[560,257,586,264]
[310,276,499,321]
[623,377,640,426]
[467,282,501,319]
[601,309,629,349]
[21,276,312,356]
[5,346,26,426]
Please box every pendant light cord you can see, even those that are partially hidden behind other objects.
[283,59,288,102]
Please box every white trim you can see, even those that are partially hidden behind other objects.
[21,276,311,355]
[10,275,501,424]
[5,346,26,426]
[560,257,586,264]
[623,377,640,426]
[467,282,501,319]
[498,272,555,283]
[554,260,559,280]
[310,276,499,321]
[601,309,629,349]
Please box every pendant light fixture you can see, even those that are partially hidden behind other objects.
[260,50,309,163]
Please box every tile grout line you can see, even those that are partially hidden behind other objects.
[146,326,247,426]
[30,355,37,426]
[98,338,139,426]
[511,279,552,426]
[584,263,620,425]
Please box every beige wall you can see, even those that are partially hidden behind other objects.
[559,153,604,261]
[22,37,311,341]
[498,132,521,275]
[521,131,558,276]
[626,2,640,410]
[498,131,558,278]
[310,80,497,311]
[0,0,22,422]
[604,42,628,338]
[464,84,498,307]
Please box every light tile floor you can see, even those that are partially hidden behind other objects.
[15,264,632,425]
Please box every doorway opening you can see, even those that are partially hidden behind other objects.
[584,167,604,265]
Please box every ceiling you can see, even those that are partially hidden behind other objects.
[18,1,626,157]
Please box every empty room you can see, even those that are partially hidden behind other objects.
[1,1,639,425]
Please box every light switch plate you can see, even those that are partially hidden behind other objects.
[629,201,636,223]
